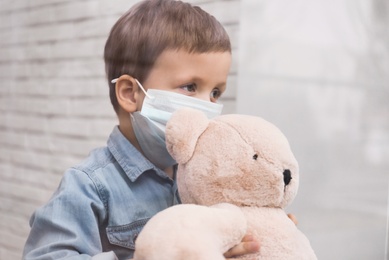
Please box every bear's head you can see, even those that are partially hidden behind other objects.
[165,108,299,209]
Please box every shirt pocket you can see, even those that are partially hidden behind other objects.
[106,218,150,250]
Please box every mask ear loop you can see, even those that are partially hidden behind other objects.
[111,78,154,99]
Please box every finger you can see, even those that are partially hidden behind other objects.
[223,236,260,258]
[241,234,255,242]
[287,213,298,225]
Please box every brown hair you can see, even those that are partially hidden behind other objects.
[104,0,231,113]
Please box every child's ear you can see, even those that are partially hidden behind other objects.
[115,74,141,113]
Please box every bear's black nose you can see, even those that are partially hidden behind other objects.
[283,169,292,186]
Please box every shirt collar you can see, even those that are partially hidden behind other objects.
[107,126,157,182]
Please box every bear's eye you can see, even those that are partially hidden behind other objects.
[253,154,258,160]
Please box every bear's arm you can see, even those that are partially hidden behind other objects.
[133,203,247,260]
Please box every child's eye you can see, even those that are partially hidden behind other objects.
[180,84,197,93]
[210,88,222,101]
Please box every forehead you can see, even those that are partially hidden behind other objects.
[145,49,232,85]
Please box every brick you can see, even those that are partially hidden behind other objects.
[4,148,50,173]
[0,192,41,218]
[67,97,115,118]
[0,45,28,61]
[0,77,108,97]
[52,1,101,23]
[28,23,76,43]
[57,77,106,97]
[0,63,17,78]
[26,5,55,26]
[50,37,106,59]
[48,116,114,137]
[0,211,30,237]
[0,0,27,12]
[3,96,49,115]
[0,1,100,28]
[0,27,25,46]
[0,160,61,189]
[49,77,108,97]
[0,178,53,203]
[48,135,106,156]
[0,131,25,151]
[98,0,139,16]
[0,248,23,260]
[24,42,53,60]
[0,13,14,30]
[0,131,108,177]
[0,95,108,118]
[47,97,109,118]
[0,143,13,162]
[0,58,105,79]
[29,0,76,8]
[57,117,115,140]
[73,16,117,39]
[0,61,30,79]
[0,129,104,156]
[0,228,27,252]
[1,113,48,132]
[50,155,85,173]
[0,12,114,46]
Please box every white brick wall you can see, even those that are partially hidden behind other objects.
[0,0,240,258]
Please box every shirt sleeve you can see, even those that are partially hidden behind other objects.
[23,168,114,260]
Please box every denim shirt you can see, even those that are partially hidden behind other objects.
[23,126,180,260]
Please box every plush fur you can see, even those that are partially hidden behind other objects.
[133,108,317,260]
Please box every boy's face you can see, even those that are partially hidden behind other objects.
[137,49,232,110]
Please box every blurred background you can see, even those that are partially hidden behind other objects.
[0,0,387,259]
[237,0,388,259]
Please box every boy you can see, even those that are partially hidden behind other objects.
[23,0,260,259]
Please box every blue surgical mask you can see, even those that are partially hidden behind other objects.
[130,111,176,170]
[139,88,223,132]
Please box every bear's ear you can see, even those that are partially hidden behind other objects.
[166,108,210,164]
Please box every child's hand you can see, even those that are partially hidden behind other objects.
[223,213,297,259]
[223,234,260,259]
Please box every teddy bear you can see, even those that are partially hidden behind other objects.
[133,108,317,260]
